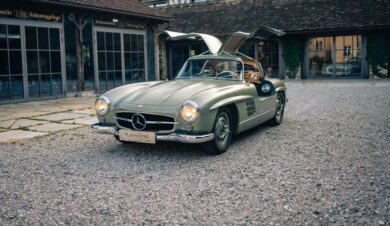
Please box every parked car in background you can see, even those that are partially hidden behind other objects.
[323,59,361,76]
[92,31,287,154]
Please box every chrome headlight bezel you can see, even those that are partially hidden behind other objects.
[180,100,200,123]
[95,96,110,115]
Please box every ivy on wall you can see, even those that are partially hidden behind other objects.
[367,31,390,78]
[281,36,305,79]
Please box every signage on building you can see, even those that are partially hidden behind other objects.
[95,20,145,30]
[0,9,61,22]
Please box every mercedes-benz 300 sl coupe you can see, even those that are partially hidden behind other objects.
[92,31,286,154]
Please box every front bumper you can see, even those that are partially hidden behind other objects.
[91,123,214,144]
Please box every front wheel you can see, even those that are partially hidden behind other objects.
[203,108,234,155]
[269,92,285,126]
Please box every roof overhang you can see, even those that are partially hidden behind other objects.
[30,0,171,22]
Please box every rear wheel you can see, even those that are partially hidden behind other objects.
[269,92,285,126]
[203,108,234,155]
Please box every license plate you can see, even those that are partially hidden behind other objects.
[119,130,156,144]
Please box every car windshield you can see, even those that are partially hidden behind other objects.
[176,59,243,80]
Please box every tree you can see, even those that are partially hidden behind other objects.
[281,36,305,79]
[68,13,88,95]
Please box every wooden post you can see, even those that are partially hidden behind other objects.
[68,13,88,96]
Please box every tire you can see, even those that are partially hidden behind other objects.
[269,92,285,126]
[203,107,234,155]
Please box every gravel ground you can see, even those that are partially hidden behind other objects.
[1,81,390,225]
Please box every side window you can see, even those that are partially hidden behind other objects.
[244,64,259,72]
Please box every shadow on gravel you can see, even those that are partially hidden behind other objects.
[103,141,211,160]
[232,123,270,143]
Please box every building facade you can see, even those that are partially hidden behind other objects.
[148,0,390,80]
[0,0,169,104]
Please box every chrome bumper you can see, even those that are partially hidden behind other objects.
[91,123,214,144]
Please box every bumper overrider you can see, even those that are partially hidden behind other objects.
[91,123,214,144]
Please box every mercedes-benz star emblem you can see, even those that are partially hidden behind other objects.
[131,113,147,131]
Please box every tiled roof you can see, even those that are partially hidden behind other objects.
[162,0,390,35]
[34,0,170,20]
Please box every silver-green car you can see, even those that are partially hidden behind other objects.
[92,31,286,154]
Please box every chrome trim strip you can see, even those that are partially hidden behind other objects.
[91,123,117,134]
[114,116,132,123]
[146,121,178,125]
[156,133,214,144]
[91,123,214,144]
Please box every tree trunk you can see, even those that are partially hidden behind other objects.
[76,28,84,95]
[68,14,88,96]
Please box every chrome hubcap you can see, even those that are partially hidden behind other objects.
[215,112,230,144]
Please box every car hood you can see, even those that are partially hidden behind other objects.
[118,79,234,106]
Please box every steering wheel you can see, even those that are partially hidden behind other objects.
[215,71,237,79]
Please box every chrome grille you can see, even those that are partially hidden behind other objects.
[115,112,175,132]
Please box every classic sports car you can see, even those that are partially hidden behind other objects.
[92,31,286,154]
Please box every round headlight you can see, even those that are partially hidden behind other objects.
[95,96,110,115]
[180,100,199,123]
[261,84,271,93]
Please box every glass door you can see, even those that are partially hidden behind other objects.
[308,37,333,78]
[0,24,24,101]
[96,31,123,92]
[95,28,147,93]
[335,35,361,77]
[308,35,362,78]
[25,26,63,97]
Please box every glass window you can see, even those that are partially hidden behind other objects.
[130,35,137,50]
[39,51,50,73]
[124,34,130,51]
[137,35,144,51]
[8,25,21,49]
[98,52,106,71]
[107,72,115,90]
[9,51,22,75]
[309,35,361,78]
[98,32,146,92]
[50,28,60,50]
[0,24,7,49]
[98,72,106,91]
[52,74,62,95]
[26,27,37,49]
[115,71,122,86]
[257,40,279,77]
[105,33,113,51]
[106,52,114,71]
[28,75,40,97]
[0,76,10,100]
[97,32,105,51]
[0,50,9,75]
[10,76,23,99]
[125,53,131,70]
[114,53,121,70]
[40,74,51,96]
[51,51,61,73]
[38,27,49,50]
[114,33,121,51]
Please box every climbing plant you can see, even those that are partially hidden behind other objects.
[367,32,390,78]
[281,36,305,79]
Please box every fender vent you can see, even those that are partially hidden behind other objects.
[246,99,256,116]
